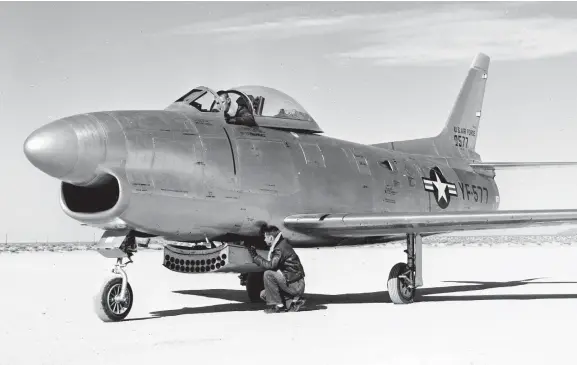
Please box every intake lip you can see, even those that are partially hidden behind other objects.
[60,169,131,227]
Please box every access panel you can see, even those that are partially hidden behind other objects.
[236,139,297,195]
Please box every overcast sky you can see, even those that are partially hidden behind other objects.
[2,2,577,242]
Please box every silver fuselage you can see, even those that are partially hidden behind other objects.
[30,106,498,246]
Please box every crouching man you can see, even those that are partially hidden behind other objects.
[248,225,306,313]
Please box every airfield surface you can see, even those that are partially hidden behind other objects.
[2,239,577,365]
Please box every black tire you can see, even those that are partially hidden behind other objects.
[387,262,415,304]
[246,272,265,303]
[94,277,134,322]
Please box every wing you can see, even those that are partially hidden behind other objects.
[470,162,577,172]
[284,209,577,238]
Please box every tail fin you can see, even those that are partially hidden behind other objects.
[372,53,490,160]
[433,52,490,159]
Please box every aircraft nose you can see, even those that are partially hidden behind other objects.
[24,120,78,179]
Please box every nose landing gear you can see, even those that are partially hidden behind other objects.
[93,230,136,322]
[94,258,134,322]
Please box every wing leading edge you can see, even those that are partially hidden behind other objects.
[284,209,577,238]
[470,162,577,172]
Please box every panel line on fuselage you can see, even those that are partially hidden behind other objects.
[222,127,237,175]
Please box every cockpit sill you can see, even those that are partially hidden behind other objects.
[165,85,324,134]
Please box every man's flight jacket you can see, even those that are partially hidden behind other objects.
[252,238,305,284]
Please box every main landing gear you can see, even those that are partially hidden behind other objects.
[387,233,423,304]
[237,237,267,303]
[239,272,265,302]
[93,230,137,322]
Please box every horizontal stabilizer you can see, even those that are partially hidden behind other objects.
[470,162,577,171]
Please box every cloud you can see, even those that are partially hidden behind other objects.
[334,7,577,65]
[162,4,577,65]
[165,13,370,40]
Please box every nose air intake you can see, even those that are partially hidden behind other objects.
[23,121,79,179]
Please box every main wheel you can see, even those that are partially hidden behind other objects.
[387,262,415,304]
[94,277,134,322]
[246,272,265,303]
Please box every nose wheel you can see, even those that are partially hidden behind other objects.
[94,275,134,322]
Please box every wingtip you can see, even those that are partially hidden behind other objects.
[471,52,490,71]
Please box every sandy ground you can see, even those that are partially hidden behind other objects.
[2,243,577,365]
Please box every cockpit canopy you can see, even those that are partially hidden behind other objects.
[167,85,323,133]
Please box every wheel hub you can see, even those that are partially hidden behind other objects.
[399,272,414,299]
[108,284,130,315]
[400,281,413,298]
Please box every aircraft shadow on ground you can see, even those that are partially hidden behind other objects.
[135,278,577,321]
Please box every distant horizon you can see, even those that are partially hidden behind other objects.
[5,230,577,245]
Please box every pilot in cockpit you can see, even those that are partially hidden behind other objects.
[213,91,231,115]
[228,95,257,127]
[213,91,256,127]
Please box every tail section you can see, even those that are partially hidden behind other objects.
[434,52,490,159]
[372,54,577,171]
[373,53,490,161]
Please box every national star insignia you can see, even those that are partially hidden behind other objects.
[422,169,458,208]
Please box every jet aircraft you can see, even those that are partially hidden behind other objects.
[23,53,577,322]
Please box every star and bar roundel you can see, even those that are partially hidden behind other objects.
[422,167,457,209]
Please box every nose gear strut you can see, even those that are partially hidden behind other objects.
[93,230,137,322]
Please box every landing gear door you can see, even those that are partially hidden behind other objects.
[95,230,131,258]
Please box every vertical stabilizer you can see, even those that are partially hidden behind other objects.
[373,53,490,161]
[434,53,490,159]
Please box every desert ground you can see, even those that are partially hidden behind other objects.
[2,237,577,365]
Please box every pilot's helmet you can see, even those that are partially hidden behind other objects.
[236,96,247,107]
[237,95,254,109]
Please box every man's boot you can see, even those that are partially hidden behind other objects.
[287,296,306,312]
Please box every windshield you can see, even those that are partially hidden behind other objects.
[174,87,221,113]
